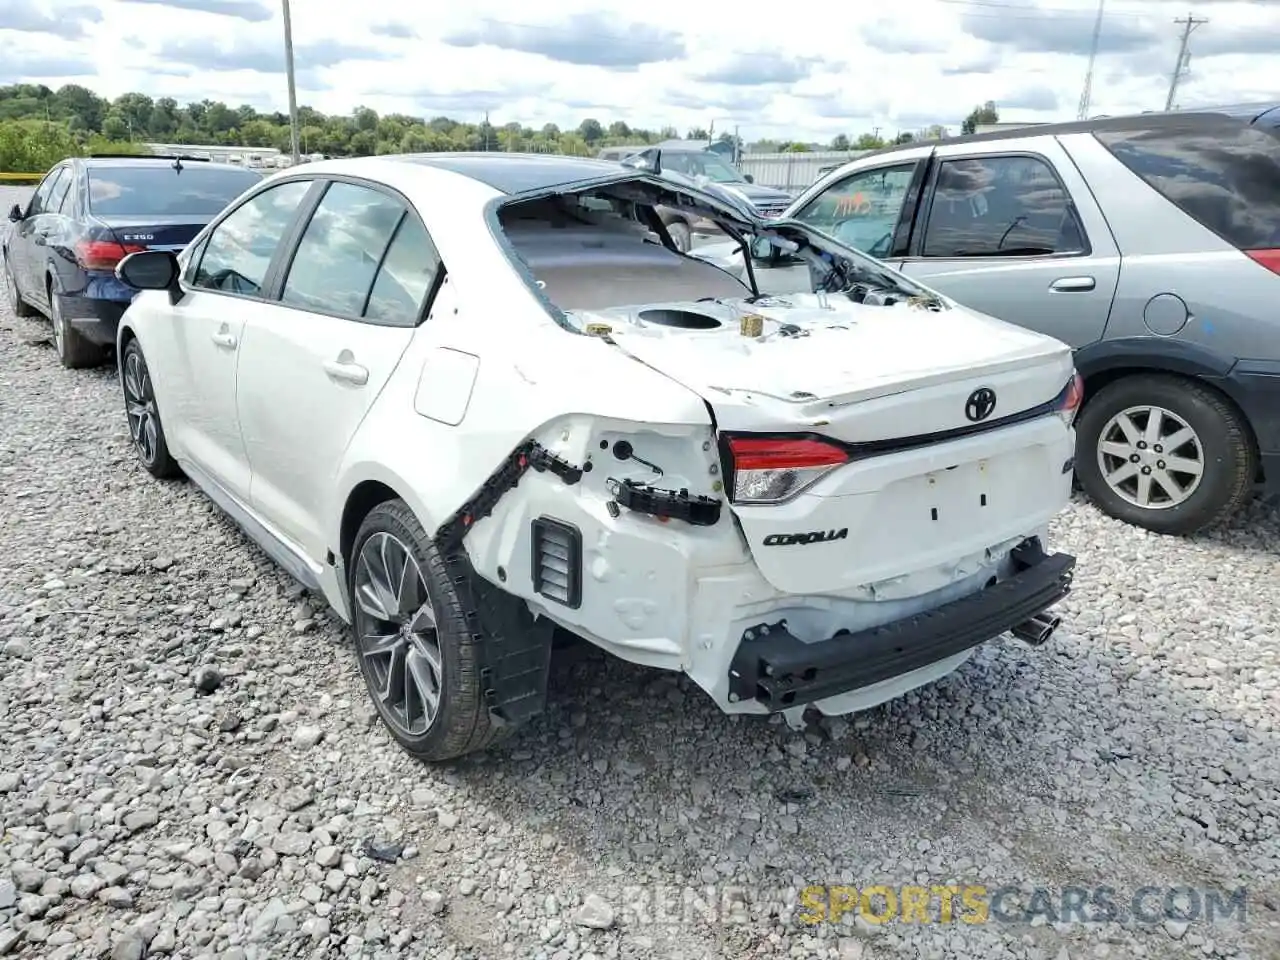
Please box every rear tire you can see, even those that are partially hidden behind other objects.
[1074,373,1256,536]
[3,253,36,318]
[50,287,107,369]
[348,500,509,762]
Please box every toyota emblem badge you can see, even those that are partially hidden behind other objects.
[965,387,997,422]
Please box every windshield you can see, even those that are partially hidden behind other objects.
[88,165,263,217]
[664,151,745,184]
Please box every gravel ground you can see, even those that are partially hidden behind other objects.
[2,182,1279,960]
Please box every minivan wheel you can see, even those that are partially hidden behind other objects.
[1074,374,1256,536]
[348,500,508,762]
[121,338,181,479]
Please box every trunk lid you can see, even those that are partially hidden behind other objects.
[583,295,1077,594]
[93,214,208,253]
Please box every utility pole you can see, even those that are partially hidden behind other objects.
[281,0,300,164]
[1165,13,1208,111]
[1077,0,1105,120]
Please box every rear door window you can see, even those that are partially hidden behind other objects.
[1094,120,1280,250]
[363,215,443,325]
[48,168,74,215]
[919,154,1087,258]
[27,168,66,216]
[87,165,263,217]
[279,181,408,319]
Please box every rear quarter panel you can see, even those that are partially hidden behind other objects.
[1059,132,1280,362]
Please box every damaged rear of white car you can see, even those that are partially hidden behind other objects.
[117,153,1079,762]
[383,158,1081,752]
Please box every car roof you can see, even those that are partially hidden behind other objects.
[381,152,637,195]
[851,108,1271,163]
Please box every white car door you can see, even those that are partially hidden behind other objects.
[234,179,441,561]
[157,178,315,500]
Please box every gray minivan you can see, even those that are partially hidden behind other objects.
[705,106,1280,536]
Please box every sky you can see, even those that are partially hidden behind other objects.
[0,0,1277,142]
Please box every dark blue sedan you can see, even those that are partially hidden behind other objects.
[3,155,263,368]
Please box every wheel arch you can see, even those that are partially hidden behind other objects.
[1074,337,1263,479]
[335,467,441,576]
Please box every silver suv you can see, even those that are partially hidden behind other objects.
[737,106,1280,536]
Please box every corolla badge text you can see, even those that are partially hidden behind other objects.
[762,528,849,546]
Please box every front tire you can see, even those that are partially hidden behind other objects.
[1074,373,1256,536]
[3,253,35,318]
[121,338,181,479]
[348,500,508,762]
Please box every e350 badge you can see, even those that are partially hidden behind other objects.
[762,528,849,546]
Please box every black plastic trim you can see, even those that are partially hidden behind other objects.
[728,537,1075,709]
[1073,335,1237,382]
[530,517,583,609]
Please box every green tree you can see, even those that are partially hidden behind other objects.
[830,133,850,151]
[961,100,999,136]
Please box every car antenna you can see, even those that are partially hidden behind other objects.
[172,155,183,173]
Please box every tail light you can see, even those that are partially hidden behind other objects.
[1245,249,1280,276]
[75,239,146,272]
[1054,372,1084,426]
[725,436,848,504]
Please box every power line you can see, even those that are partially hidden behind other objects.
[1164,13,1209,111]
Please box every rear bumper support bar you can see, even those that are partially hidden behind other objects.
[727,536,1076,710]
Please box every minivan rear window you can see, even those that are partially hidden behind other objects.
[87,165,263,218]
[1094,120,1280,250]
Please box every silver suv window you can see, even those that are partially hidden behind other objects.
[794,163,917,258]
[920,155,1086,258]
[1095,120,1280,250]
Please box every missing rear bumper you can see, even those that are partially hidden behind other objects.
[727,537,1075,710]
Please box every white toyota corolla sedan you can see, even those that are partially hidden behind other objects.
[113,152,1081,762]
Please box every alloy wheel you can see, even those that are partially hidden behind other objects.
[352,532,443,737]
[122,349,159,466]
[1095,404,1205,510]
[50,291,66,356]
[4,260,19,312]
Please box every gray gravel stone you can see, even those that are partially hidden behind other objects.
[2,182,1280,960]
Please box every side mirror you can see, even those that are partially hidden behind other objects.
[7,204,23,222]
[116,250,181,303]
[621,150,660,174]
[742,173,754,184]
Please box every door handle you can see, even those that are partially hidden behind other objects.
[211,331,237,348]
[1049,276,1096,292]
[323,359,369,385]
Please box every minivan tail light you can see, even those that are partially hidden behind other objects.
[75,239,146,272]
[1054,372,1084,426]
[1245,249,1280,276]
[726,436,848,504]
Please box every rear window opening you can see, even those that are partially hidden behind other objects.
[87,165,264,218]
[494,181,942,332]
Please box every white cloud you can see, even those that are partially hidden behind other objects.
[0,0,1276,141]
